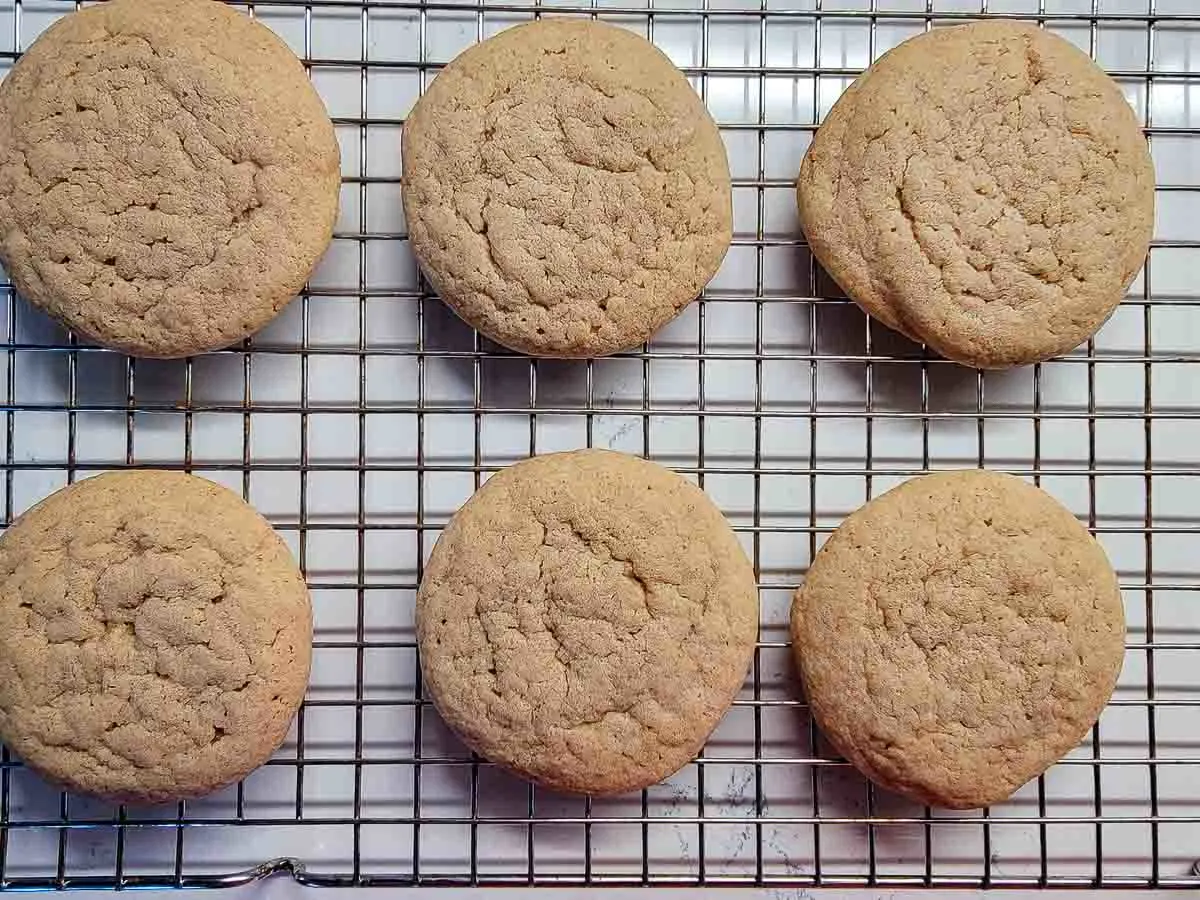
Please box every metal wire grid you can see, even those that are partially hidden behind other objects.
[0,0,1197,890]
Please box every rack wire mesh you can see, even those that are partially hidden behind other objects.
[0,0,1198,890]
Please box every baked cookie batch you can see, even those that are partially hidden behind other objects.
[0,0,1143,810]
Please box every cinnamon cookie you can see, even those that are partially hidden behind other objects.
[0,471,312,803]
[792,470,1125,809]
[417,450,758,794]
[797,21,1155,368]
[402,19,731,357]
[0,0,340,357]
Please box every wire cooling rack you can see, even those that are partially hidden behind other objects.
[0,0,1198,891]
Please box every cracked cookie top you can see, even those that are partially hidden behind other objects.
[401,19,732,357]
[417,450,758,794]
[797,21,1155,368]
[0,0,340,358]
[792,470,1125,809]
[0,470,312,803]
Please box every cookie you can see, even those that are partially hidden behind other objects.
[797,21,1155,368]
[0,0,340,358]
[0,471,312,803]
[402,19,731,357]
[417,449,758,794]
[792,470,1125,809]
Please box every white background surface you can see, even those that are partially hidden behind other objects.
[0,0,1197,891]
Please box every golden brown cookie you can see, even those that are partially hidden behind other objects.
[0,0,340,358]
[417,449,758,794]
[792,470,1125,809]
[0,471,312,803]
[402,19,731,357]
[797,21,1155,368]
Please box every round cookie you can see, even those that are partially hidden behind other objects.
[0,471,312,803]
[0,0,340,358]
[402,19,731,357]
[792,470,1125,809]
[797,21,1155,368]
[417,449,758,794]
